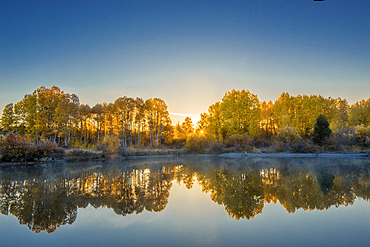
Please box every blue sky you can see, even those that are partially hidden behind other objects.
[1,0,369,124]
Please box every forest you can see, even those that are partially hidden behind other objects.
[1,86,370,160]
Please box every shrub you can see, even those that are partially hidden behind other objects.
[271,141,289,153]
[97,135,121,154]
[0,134,5,160]
[253,136,270,148]
[290,140,319,153]
[71,139,82,148]
[333,128,356,145]
[64,148,102,160]
[55,147,66,156]
[225,133,253,150]
[275,126,302,143]
[250,147,262,153]
[66,148,87,157]
[0,134,64,162]
[37,140,58,156]
[324,127,357,151]
[87,143,96,150]
[208,141,225,154]
[0,133,37,162]
[0,134,5,143]
[185,135,208,153]
[355,125,370,147]
[366,137,370,147]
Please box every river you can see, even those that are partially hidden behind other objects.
[1,156,370,246]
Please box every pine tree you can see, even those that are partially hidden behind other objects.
[313,114,331,145]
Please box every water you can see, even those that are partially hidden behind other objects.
[1,156,370,246]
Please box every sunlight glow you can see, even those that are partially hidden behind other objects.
[169,112,201,127]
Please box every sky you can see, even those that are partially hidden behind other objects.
[1,0,369,124]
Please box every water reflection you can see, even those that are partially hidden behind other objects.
[1,157,370,233]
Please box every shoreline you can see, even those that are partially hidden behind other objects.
[218,152,369,158]
[1,151,369,167]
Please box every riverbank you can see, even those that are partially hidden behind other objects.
[218,152,369,158]
[1,148,369,167]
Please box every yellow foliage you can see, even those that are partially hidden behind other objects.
[98,135,121,154]
[355,125,370,147]
[87,143,96,150]
[185,135,207,153]
[275,126,302,143]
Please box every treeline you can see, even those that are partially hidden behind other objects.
[1,86,370,151]
[0,86,172,148]
[198,89,369,140]
[195,89,370,151]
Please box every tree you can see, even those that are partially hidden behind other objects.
[348,98,370,127]
[91,103,103,142]
[135,97,145,146]
[273,93,338,136]
[182,117,194,136]
[14,101,26,134]
[144,98,171,146]
[332,98,349,129]
[260,100,276,139]
[220,89,260,137]
[206,102,223,141]
[195,113,208,135]
[275,126,302,143]
[313,115,332,145]
[22,92,37,143]
[273,92,293,128]
[0,103,15,132]
[79,104,91,146]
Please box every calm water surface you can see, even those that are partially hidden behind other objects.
[1,156,370,246]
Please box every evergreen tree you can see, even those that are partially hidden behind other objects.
[313,114,331,145]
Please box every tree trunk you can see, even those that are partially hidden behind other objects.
[150,129,152,147]
[122,117,125,147]
[130,122,133,146]
[97,121,100,141]
[84,121,86,145]
[159,123,162,145]
[124,121,127,147]
[138,124,141,146]
[156,122,159,146]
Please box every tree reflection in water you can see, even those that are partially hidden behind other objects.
[1,157,370,233]
[0,162,176,234]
